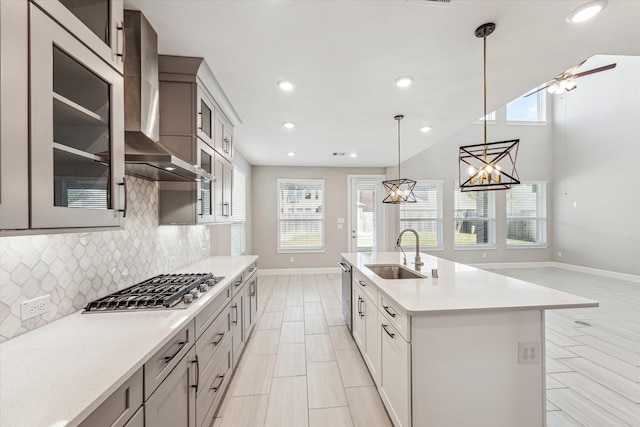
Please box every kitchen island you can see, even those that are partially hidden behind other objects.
[341,252,598,427]
[0,255,258,427]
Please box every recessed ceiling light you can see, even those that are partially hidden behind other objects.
[287,152,295,157]
[394,76,414,88]
[567,0,607,23]
[283,122,295,129]
[277,80,295,91]
[420,126,432,133]
[350,153,357,158]
[164,166,175,171]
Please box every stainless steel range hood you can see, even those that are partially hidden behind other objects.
[123,10,207,182]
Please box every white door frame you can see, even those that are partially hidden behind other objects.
[347,175,386,253]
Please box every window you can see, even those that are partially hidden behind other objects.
[506,91,546,123]
[277,179,325,252]
[454,186,495,247]
[399,181,443,249]
[231,168,247,256]
[506,182,547,246]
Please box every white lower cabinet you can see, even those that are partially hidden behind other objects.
[379,321,411,427]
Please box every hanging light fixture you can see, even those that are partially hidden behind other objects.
[458,23,520,192]
[382,115,417,203]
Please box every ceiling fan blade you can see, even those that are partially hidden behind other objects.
[557,59,588,80]
[523,83,553,98]
[573,63,617,79]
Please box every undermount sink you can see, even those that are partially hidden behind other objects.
[365,264,425,280]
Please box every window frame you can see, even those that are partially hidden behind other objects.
[399,180,444,250]
[506,90,547,125]
[276,178,326,253]
[453,183,496,249]
[505,181,548,248]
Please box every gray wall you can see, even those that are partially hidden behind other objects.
[551,55,640,275]
[252,166,385,269]
[393,97,554,265]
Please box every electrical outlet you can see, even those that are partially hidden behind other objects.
[518,341,539,364]
[557,251,562,257]
[482,252,487,258]
[20,295,51,321]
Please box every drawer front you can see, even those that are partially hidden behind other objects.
[196,333,232,427]
[79,368,143,427]
[144,321,195,400]
[197,305,231,381]
[379,294,410,342]
[195,286,231,338]
[353,271,377,304]
[124,406,144,427]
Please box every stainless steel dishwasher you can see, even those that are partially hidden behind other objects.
[339,261,353,332]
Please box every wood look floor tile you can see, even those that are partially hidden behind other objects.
[307,361,348,409]
[308,406,354,427]
[285,294,304,307]
[305,314,329,335]
[264,376,309,427]
[546,375,567,390]
[218,395,269,427]
[283,306,304,322]
[335,349,374,387]
[258,311,283,330]
[546,410,584,427]
[246,329,280,355]
[329,326,357,351]
[279,321,305,344]
[571,334,640,366]
[264,299,285,313]
[546,388,629,427]
[568,345,640,381]
[304,301,324,315]
[547,357,574,374]
[546,400,560,411]
[324,309,345,326]
[320,296,342,310]
[345,386,392,427]
[231,354,276,396]
[547,341,580,359]
[305,334,336,362]
[558,357,640,403]
[273,343,306,377]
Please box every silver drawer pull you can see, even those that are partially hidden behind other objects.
[164,340,186,364]
[383,305,397,318]
[212,374,225,392]
[358,280,366,287]
[382,324,395,338]
[212,332,224,346]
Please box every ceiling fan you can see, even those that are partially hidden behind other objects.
[524,60,617,97]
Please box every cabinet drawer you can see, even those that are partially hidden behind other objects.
[79,368,142,427]
[230,263,257,296]
[145,321,195,400]
[379,294,410,342]
[197,306,231,381]
[195,286,231,338]
[353,271,377,304]
[196,333,232,427]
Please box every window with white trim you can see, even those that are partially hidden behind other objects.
[231,168,247,256]
[399,181,443,249]
[454,186,495,247]
[506,91,546,123]
[277,179,325,252]
[506,182,547,246]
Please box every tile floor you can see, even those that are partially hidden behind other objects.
[213,269,640,427]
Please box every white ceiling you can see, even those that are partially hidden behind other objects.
[124,0,640,167]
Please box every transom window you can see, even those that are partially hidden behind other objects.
[277,179,325,252]
[506,182,547,246]
[506,91,546,123]
[454,186,495,247]
[399,181,443,249]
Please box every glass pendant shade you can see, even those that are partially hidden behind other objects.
[459,139,520,191]
[382,115,416,204]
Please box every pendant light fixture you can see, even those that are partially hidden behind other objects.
[383,115,417,203]
[458,23,520,192]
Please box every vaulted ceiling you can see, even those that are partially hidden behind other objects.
[124,0,640,167]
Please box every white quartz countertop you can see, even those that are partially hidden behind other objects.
[341,252,598,314]
[0,255,258,427]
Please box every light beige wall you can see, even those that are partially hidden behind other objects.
[252,166,385,269]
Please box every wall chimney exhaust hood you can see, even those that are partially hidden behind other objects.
[123,10,208,182]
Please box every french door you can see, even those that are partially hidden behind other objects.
[348,176,385,253]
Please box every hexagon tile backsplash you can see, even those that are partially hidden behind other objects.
[0,176,211,342]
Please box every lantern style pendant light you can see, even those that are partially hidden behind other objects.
[383,115,417,203]
[458,23,520,192]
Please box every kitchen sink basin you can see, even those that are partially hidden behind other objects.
[365,264,425,280]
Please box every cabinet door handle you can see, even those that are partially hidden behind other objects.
[198,196,204,217]
[212,332,224,346]
[234,277,242,287]
[382,324,395,339]
[198,111,202,131]
[191,355,200,393]
[358,297,364,318]
[358,280,366,287]
[250,283,256,297]
[118,178,127,218]
[232,304,238,324]
[116,21,125,62]
[212,374,225,392]
[383,305,397,318]
[223,202,230,216]
[163,340,186,364]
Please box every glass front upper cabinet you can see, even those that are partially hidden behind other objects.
[30,4,124,228]
[197,139,215,223]
[31,0,124,73]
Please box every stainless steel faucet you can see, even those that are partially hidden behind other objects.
[396,229,424,271]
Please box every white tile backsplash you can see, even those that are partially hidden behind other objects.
[0,176,211,342]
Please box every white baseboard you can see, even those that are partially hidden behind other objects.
[470,262,553,270]
[258,267,340,276]
[551,262,640,284]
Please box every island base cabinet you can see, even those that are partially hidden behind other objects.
[379,321,411,427]
[145,346,197,427]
